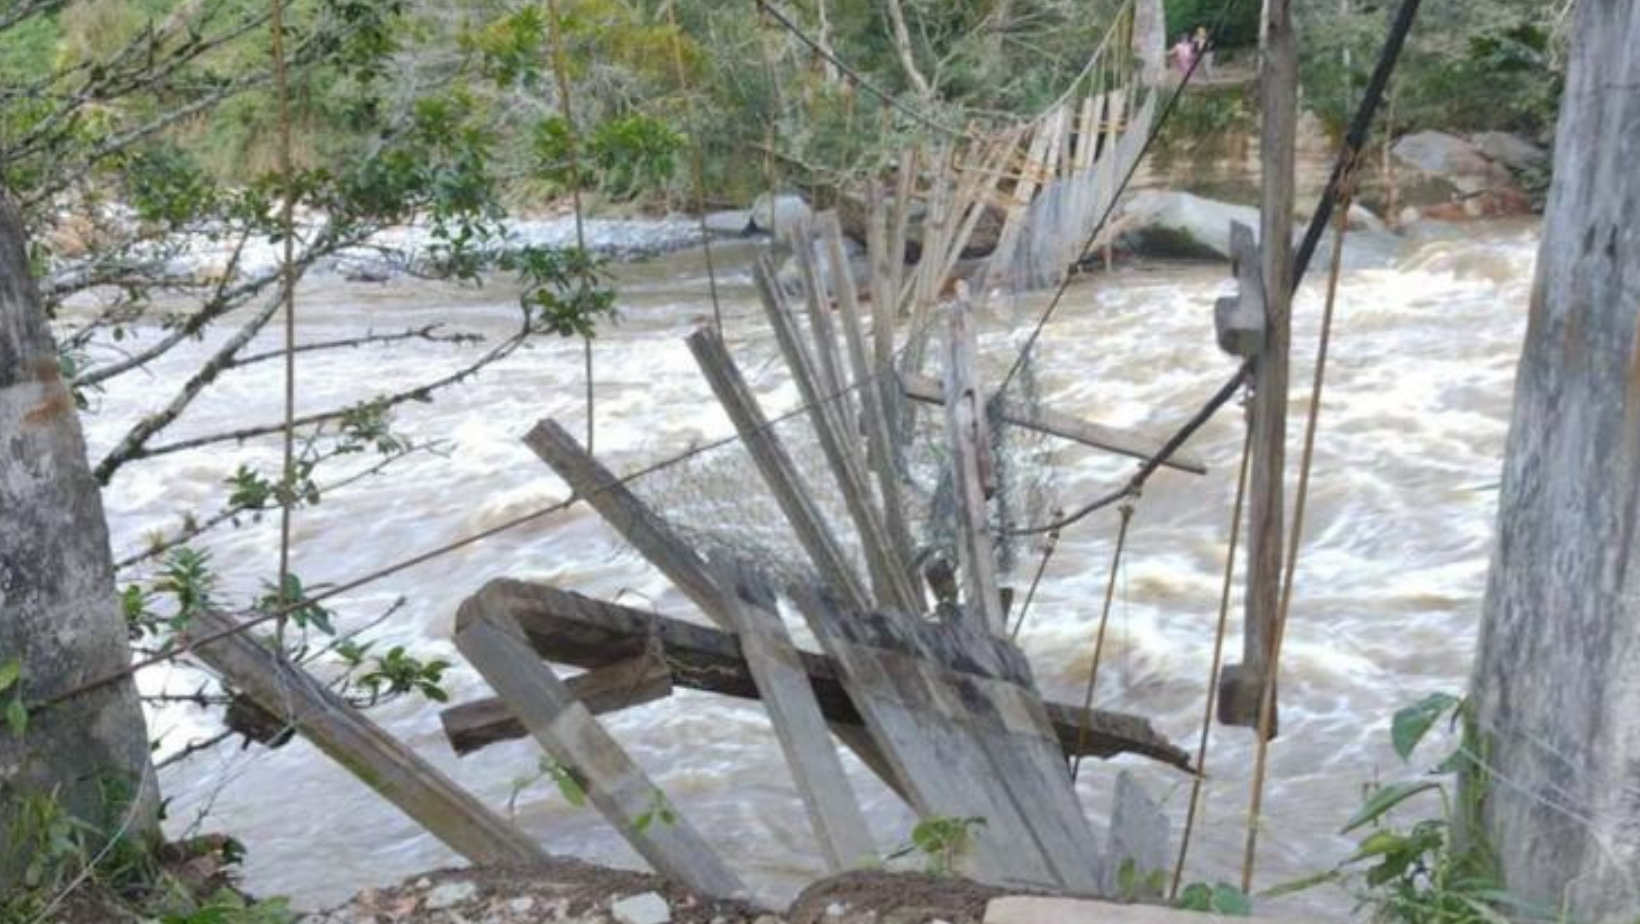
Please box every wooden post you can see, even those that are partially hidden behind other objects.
[454,604,747,898]
[1220,0,1296,730]
[1468,2,1640,916]
[686,326,873,611]
[182,610,548,867]
[942,289,1007,636]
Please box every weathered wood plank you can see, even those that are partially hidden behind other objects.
[1214,222,1266,358]
[686,325,872,611]
[455,604,747,898]
[817,211,920,599]
[525,418,729,620]
[437,581,1192,771]
[1102,770,1169,899]
[943,291,1007,636]
[439,653,673,745]
[183,610,548,867]
[754,248,920,615]
[709,555,877,870]
[900,374,1208,475]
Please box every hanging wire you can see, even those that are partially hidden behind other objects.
[1240,157,1362,892]
[664,1,724,332]
[1170,418,1254,898]
[544,0,596,454]
[269,0,298,645]
[1070,499,1136,782]
[1008,521,1061,639]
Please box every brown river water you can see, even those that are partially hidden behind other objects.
[78,219,1540,913]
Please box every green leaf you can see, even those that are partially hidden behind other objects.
[0,657,19,693]
[1392,693,1460,761]
[1342,780,1443,833]
[1348,829,1409,861]
[1258,869,1338,899]
[6,696,28,736]
[1210,884,1252,916]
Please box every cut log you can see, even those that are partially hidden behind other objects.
[438,580,1191,771]
[182,610,547,867]
[900,374,1208,475]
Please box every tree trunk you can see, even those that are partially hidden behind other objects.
[1132,0,1168,87]
[1468,1,1640,919]
[0,193,158,886]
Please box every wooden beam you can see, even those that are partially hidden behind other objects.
[708,555,877,870]
[182,610,548,867]
[1221,0,1297,732]
[1214,222,1267,358]
[439,653,673,745]
[437,580,1192,771]
[901,373,1208,475]
[943,290,1007,636]
[455,605,747,898]
[686,325,872,612]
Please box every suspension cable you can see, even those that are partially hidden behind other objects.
[1071,499,1136,782]
[1240,158,1361,892]
[1170,417,1254,898]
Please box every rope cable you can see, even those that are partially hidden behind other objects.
[665,1,725,332]
[1070,499,1135,782]
[1169,417,1254,898]
[1240,158,1361,892]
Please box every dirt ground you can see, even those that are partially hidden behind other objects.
[305,861,1015,924]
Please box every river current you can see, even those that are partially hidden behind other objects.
[77,219,1539,912]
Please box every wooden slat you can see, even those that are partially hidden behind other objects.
[708,555,877,870]
[753,252,920,615]
[183,610,548,867]
[455,605,747,898]
[525,418,729,619]
[439,653,673,745]
[865,180,907,455]
[982,116,1059,293]
[943,291,1007,636]
[900,374,1208,475]
[437,581,1192,771]
[686,325,872,611]
[520,419,908,791]
[817,211,920,598]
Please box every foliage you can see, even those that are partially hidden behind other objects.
[1,656,27,737]
[1164,0,1260,48]
[1175,881,1253,915]
[0,776,158,920]
[1271,693,1549,924]
[159,891,298,924]
[507,757,590,817]
[887,815,986,876]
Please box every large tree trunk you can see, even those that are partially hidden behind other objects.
[0,194,158,886]
[1468,1,1640,919]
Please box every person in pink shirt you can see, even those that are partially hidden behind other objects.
[1169,32,1198,77]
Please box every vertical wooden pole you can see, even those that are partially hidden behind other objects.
[1221,0,1296,732]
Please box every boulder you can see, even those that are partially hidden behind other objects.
[1391,131,1514,195]
[704,209,755,236]
[751,193,815,237]
[1470,131,1549,174]
[1115,190,1404,269]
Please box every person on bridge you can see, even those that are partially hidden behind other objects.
[1169,32,1197,78]
[1192,25,1215,78]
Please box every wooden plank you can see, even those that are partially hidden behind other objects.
[943,291,1007,636]
[455,606,747,898]
[182,610,547,867]
[900,373,1208,475]
[982,117,1059,293]
[754,250,920,615]
[521,418,908,790]
[525,418,731,620]
[865,180,906,451]
[790,219,849,417]
[439,653,673,746]
[708,555,877,870]
[686,325,872,611]
[437,581,1192,771]
[888,146,918,317]
[817,211,920,597]
[1102,770,1169,899]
